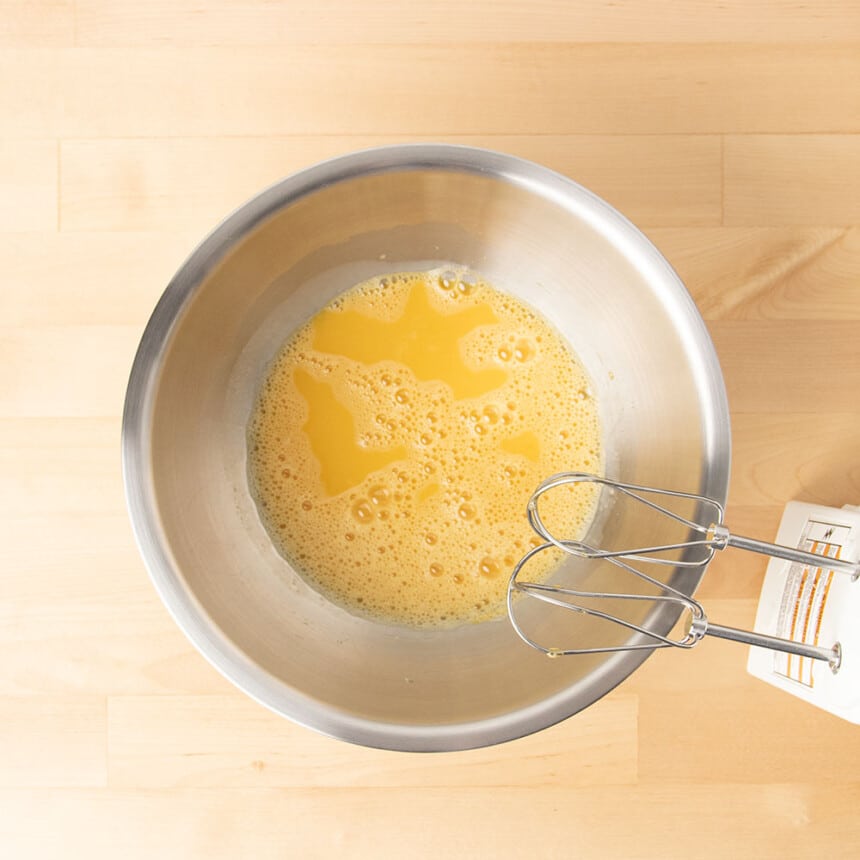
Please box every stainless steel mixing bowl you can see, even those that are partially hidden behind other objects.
[122,144,730,751]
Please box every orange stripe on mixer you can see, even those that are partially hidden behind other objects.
[813,569,835,647]
[798,564,821,687]
[787,541,816,682]
[811,545,839,686]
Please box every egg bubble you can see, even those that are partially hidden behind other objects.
[247,268,602,628]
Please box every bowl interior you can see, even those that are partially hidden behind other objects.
[125,147,730,750]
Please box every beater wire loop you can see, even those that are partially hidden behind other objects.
[508,472,848,668]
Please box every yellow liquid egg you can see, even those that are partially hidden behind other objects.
[248,269,602,627]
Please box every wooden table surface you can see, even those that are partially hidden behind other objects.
[3,2,860,857]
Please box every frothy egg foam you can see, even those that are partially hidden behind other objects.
[248,269,602,627]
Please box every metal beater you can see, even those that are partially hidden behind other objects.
[507,472,860,670]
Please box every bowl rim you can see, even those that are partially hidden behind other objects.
[121,142,731,751]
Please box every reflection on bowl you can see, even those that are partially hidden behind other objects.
[122,144,730,751]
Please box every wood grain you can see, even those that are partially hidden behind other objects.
[639,683,860,784]
[0,697,106,787]
[2,784,859,860]
[728,413,860,506]
[106,693,637,788]
[649,226,860,319]
[0,140,57,231]
[710,321,860,413]
[60,135,721,231]
[0,1,73,47]
[0,595,229,696]
[0,327,139,417]
[3,45,860,138]
[0,418,125,514]
[725,135,860,226]
[0,231,197,325]
[73,0,860,46]
[2,0,860,856]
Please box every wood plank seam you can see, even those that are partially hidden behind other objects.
[56,137,61,232]
[719,134,725,226]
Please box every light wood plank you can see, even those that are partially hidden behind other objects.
[630,597,858,784]
[5,227,854,331]
[0,325,139,417]
[0,140,56,231]
[0,418,125,516]
[709,321,860,414]
[727,412,860,506]
[724,135,860,226]
[74,0,860,46]
[59,135,721,232]
[0,1,74,47]
[2,2,860,852]
[0,231,197,325]
[648,226,860,320]
[0,416,223,695]
[0,569,228,696]
[639,678,860,784]
[2,784,858,859]
[4,45,860,137]
[0,513,142,600]
[107,693,636,788]
[0,697,106,787]
[0,49,61,136]
[0,602,226,696]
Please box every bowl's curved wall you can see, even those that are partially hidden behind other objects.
[122,145,730,750]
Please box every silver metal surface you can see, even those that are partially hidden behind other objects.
[723,532,860,579]
[526,472,860,576]
[122,144,731,751]
[508,472,847,671]
[701,623,841,669]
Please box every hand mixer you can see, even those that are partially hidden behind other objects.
[507,472,860,722]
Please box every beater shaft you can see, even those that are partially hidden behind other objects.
[508,472,855,668]
[714,525,860,578]
[694,618,841,670]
